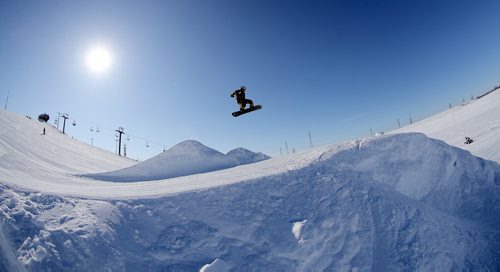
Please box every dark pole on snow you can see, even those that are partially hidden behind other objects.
[61,113,69,134]
[115,127,125,156]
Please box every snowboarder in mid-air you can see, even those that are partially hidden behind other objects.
[231,86,254,111]
[230,86,262,117]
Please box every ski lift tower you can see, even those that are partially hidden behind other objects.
[61,113,69,134]
[115,127,125,156]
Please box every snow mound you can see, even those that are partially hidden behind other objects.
[2,133,499,271]
[85,140,269,182]
[226,147,270,165]
[322,133,500,225]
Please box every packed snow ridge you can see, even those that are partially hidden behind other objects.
[84,140,270,182]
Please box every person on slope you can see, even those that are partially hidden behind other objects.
[230,86,254,111]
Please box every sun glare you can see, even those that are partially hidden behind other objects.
[86,46,112,74]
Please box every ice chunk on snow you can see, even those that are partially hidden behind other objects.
[200,258,232,272]
[292,219,307,244]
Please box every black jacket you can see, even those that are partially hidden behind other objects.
[231,89,246,103]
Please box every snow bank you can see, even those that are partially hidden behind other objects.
[1,133,499,270]
[322,133,500,225]
[84,140,269,182]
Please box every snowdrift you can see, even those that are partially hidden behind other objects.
[84,140,270,182]
[1,133,499,271]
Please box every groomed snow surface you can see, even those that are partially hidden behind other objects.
[0,90,499,271]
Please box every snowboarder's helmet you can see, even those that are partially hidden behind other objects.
[240,86,246,90]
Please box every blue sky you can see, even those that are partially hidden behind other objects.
[1,0,500,159]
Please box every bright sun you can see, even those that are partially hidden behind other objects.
[86,46,112,74]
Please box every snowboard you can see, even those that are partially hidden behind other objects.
[232,105,262,117]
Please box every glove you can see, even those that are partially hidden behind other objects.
[230,94,234,97]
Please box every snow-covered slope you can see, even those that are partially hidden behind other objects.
[1,88,500,270]
[392,89,500,163]
[84,141,270,182]
[0,110,136,174]
[1,133,499,270]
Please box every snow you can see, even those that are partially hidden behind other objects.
[200,258,232,272]
[0,89,499,270]
[292,220,307,244]
[226,147,270,166]
[392,89,500,163]
[84,140,269,182]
